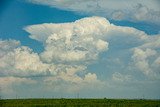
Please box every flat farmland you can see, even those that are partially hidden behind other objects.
[0,99,160,107]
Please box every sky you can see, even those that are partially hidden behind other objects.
[0,0,160,99]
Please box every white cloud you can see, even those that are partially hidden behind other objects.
[96,39,108,51]
[14,47,48,72]
[60,51,86,62]
[84,73,98,83]
[25,16,109,63]
[132,48,156,75]
[1,16,160,97]
[0,40,55,76]
[138,36,160,49]
[44,69,103,92]
[25,16,160,80]
[131,47,160,80]
[27,0,160,24]
[132,4,160,23]
[112,72,132,82]
[24,17,109,43]
[111,3,160,24]
[0,39,20,57]
[1,17,109,94]
[154,57,160,66]
[111,11,125,21]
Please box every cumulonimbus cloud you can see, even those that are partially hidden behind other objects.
[0,17,110,93]
[0,16,160,95]
[25,16,160,79]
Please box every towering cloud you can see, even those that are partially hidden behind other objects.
[1,16,160,96]
[25,16,160,80]
[25,17,109,63]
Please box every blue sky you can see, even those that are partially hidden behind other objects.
[0,0,160,99]
[0,0,86,53]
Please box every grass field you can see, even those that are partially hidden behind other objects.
[0,98,160,107]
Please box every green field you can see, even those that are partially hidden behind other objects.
[0,99,160,107]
